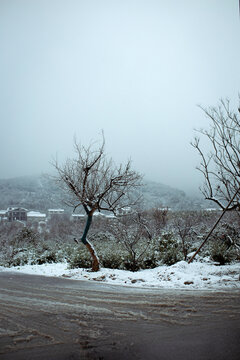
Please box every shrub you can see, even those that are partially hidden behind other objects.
[142,251,160,269]
[122,255,141,272]
[14,227,39,246]
[0,240,73,267]
[209,240,236,265]
[34,250,57,265]
[158,233,182,265]
[2,247,31,267]
[99,251,125,269]
[208,222,240,265]
[68,247,92,269]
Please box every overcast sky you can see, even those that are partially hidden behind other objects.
[0,0,239,195]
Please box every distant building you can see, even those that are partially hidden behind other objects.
[7,207,28,222]
[71,213,85,221]
[93,212,105,217]
[27,211,46,222]
[116,207,132,215]
[158,207,171,211]
[0,210,7,221]
[71,212,116,221]
[105,213,116,219]
[48,209,64,218]
[205,208,219,212]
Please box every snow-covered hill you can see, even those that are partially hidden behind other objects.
[0,175,204,211]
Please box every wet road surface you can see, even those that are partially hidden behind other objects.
[0,271,240,359]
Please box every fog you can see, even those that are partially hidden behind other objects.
[0,0,239,195]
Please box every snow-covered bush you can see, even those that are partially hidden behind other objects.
[0,238,72,267]
[208,223,240,265]
[209,240,236,265]
[68,246,92,269]
[100,252,125,269]
[2,247,30,267]
[141,250,160,269]
[158,232,182,265]
[14,227,39,246]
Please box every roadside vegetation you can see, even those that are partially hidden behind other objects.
[0,209,239,271]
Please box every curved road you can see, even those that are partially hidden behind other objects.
[0,271,240,359]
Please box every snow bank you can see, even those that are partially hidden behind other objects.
[1,259,240,290]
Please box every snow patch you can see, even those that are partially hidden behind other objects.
[1,260,240,290]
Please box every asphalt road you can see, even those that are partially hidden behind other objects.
[0,271,240,360]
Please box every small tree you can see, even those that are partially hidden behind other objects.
[192,96,240,210]
[173,211,199,261]
[147,207,168,236]
[110,212,153,271]
[53,134,142,271]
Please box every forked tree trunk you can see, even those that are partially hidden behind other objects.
[81,210,100,272]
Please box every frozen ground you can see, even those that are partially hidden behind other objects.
[1,257,240,290]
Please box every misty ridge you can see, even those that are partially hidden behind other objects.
[0,174,206,213]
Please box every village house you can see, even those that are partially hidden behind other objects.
[7,207,28,222]
[0,207,48,223]
[48,209,65,219]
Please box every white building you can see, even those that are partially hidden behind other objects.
[71,212,116,221]
[71,213,85,221]
[48,209,65,218]
[27,211,47,222]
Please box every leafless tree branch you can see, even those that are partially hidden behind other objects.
[192,96,240,211]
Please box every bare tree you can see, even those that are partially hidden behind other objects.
[188,96,240,263]
[173,211,199,261]
[192,96,240,210]
[110,212,152,271]
[53,134,142,271]
[147,207,168,236]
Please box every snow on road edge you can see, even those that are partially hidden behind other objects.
[1,259,240,290]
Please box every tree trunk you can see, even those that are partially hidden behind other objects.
[85,242,100,272]
[81,209,100,272]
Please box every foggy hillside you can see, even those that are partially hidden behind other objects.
[0,175,205,212]
[0,175,62,212]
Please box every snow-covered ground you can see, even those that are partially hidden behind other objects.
[1,258,240,290]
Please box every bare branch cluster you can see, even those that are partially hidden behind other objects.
[53,134,142,215]
[109,212,153,270]
[173,211,200,260]
[192,96,240,210]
